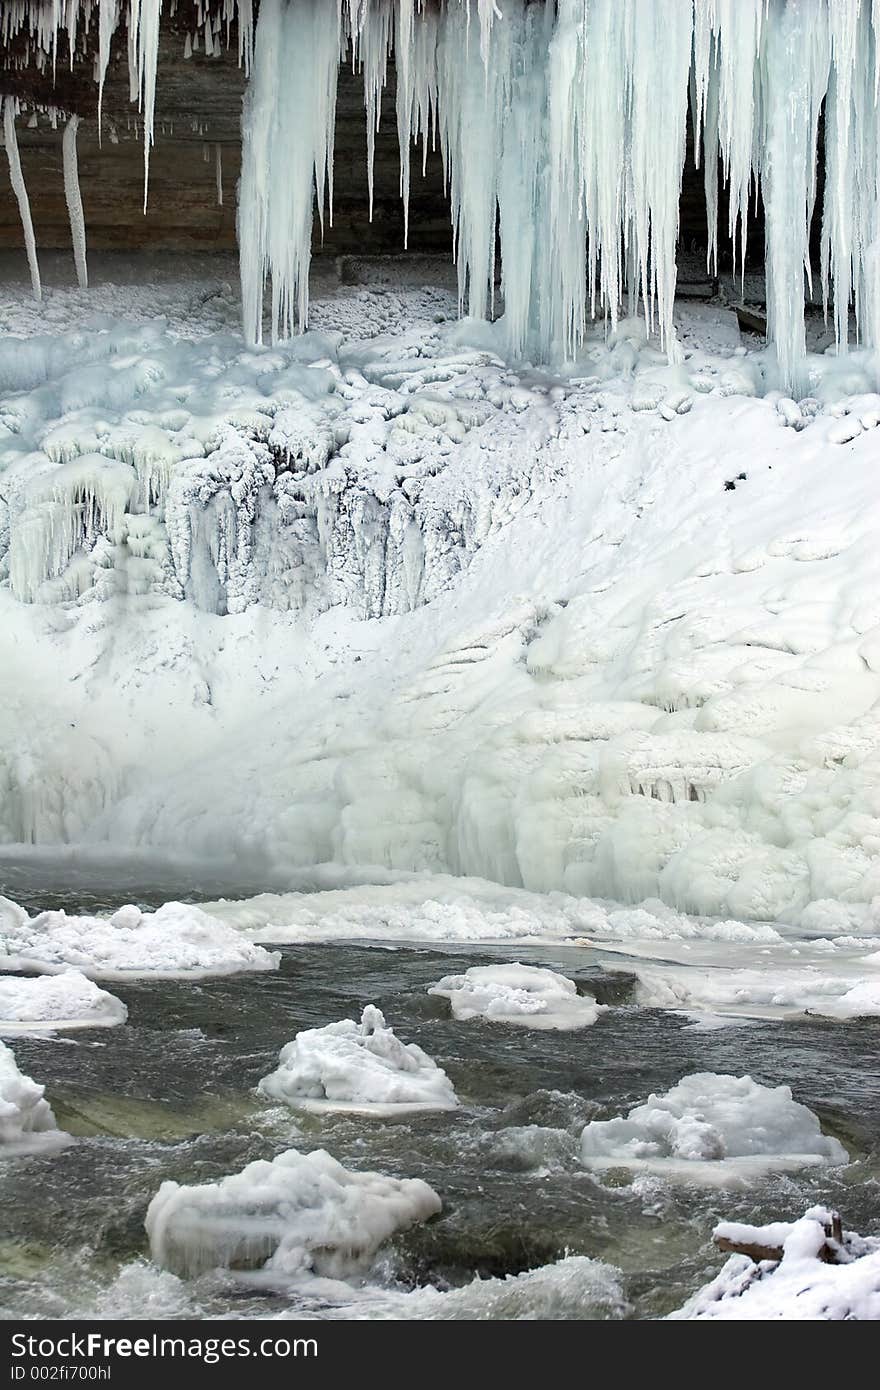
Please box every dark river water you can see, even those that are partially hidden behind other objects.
[2,924,879,1320]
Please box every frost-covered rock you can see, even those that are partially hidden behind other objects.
[0,970,127,1031]
[579,1073,848,1181]
[671,1208,880,1320]
[0,898,280,980]
[145,1147,442,1278]
[257,1005,458,1114]
[428,964,606,1030]
[0,1039,66,1152]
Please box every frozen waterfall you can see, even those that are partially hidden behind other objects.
[5,1,880,385]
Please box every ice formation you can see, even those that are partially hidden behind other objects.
[62,116,88,290]
[2,97,41,302]
[579,1072,849,1181]
[145,1146,442,1278]
[0,1038,65,1151]
[0,969,127,1031]
[428,963,605,1029]
[257,1004,459,1114]
[6,3,880,382]
[7,278,880,926]
[671,1208,880,1320]
[0,897,280,980]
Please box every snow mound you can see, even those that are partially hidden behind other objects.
[428,963,606,1030]
[0,1039,67,1153]
[672,1208,880,1320]
[0,970,127,1032]
[0,898,280,980]
[257,1005,458,1115]
[580,1073,848,1182]
[145,1147,442,1279]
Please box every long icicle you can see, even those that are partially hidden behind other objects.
[62,114,89,288]
[3,98,42,302]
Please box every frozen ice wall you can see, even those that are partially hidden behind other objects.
[6,2,880,386]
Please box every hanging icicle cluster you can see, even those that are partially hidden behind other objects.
[5,1,880,390]
[239,0,880,392]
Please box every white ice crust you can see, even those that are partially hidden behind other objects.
[0,969,126,1031]
[257,1005,458,1115]
[579,1072,848,1182]
[145,1147,442,1279]
[428,963,605,1030]
[0,898,280,980]
[0,1038,67,1153]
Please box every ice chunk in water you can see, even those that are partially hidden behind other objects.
[428,963,606,1030]
[258,1004,458,1114]
[580,1072,848,1181]
[145,1146,442,1278]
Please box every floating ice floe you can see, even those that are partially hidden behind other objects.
[428,963,606,1030]
[671,1208,880,1320]
[579,1073,848,1183]
[258,1005,458,1116]
[145,1147,442,1279]
[0,1039,68,1155]
[0,970,127,1032]
[0,897,280,980]
[630,949,880,1024]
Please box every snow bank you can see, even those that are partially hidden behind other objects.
[579,1073,848,1182]
[0,898,280,980]
[0,970,126,1032]
[672,1208,880,1320]
[0,1039,66,1153]
[428,964,605,1030]
[257,1005,458,1115]
[145,1147,441,1279]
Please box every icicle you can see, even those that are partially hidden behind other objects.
[62,114,89,288]
[215,142,223,206]
[128,0,162,213]
[239,0,342,345]
[97,0,118,142]
[357,0,393,222]
[3,98,42,303]
[396,0,416,248]
[761,0,830,393]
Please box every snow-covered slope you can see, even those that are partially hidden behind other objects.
[3,265,880,927]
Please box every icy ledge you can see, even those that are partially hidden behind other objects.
[0,1039,69,1155]
[671,1209,880,1321]
[0,970,126,1032]
[145,1148,441,1280]
[0,897,280,980]
[428,964,606,1030]
[257,1005,458,1116]
[579,1073,848,1184]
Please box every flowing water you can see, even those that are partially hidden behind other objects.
[1,870,879,1321]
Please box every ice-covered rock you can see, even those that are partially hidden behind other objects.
[0,898,280,980]
[671,1208,880,1320]
[428,963,606,1030]
[257,1005,458,1115]
[0,1039,66,1153]
[579,1073,848,1181]
[145,1147,442,1279]
[0,970,127,1032]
